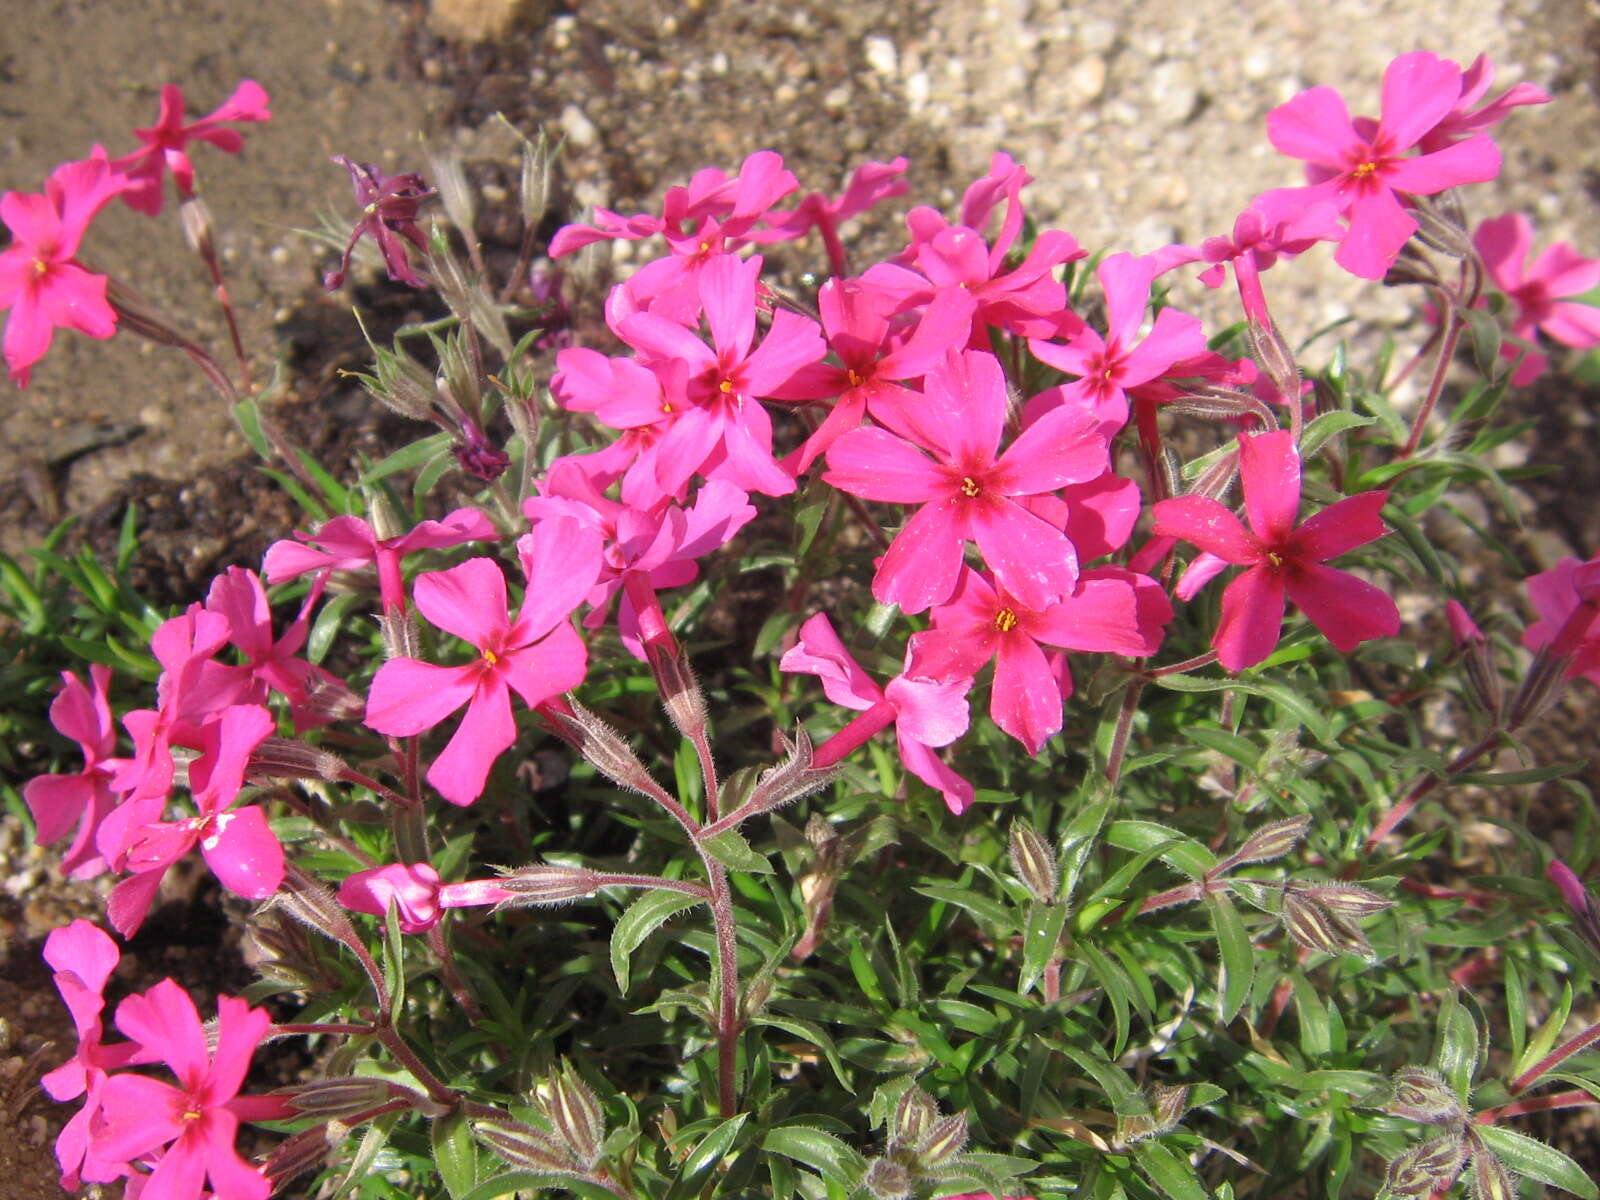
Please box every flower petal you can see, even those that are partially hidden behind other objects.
[364,659,475,736]
[1285,562,1400,652]
[1213,567,1286,671]
[414,558,508,647]
[1291,490,1390,561]
[1237,430,1302,542]
[426,680,516,805]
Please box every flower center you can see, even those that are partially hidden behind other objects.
[31,258,49,278]
[482,648,500,665]
[993,607,1019,633]
[719,379,733,394]
[959,477,981,498]
[846,368,865,388]
[660,400,674,413]
[1266,551,1284,569]
[1350,161,1378,179]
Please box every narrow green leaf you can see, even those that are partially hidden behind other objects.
[359,432,454,486]
[755,1015,853,1090]
[432,1109,478,1199]
[1433,988,1481,1099]
[1059,781,1114,907]
[1299,410,1374,460]
[911,883,1017,933]
[610,890,703,994]
[700,829,774,875]
[1018,902,1068,996]
[1106,820,1218,880]
[307,591,365,664]
[1206,891,1254,1024]
[668,1113,749,1196]
[1133,1139,1210,1200]
[460,1173,618,1200]
[761,1125,867,1187]
[1474,1124,1598,1199]
[232,396,272,459]
[1079,940,1132,1058]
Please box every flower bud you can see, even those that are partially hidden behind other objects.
[1297,882,1394,920]
[1282,885,1375,959]
[1246,315,1299,402]
[1008,820,1058,904]
[425,143,477,243]
[1386,1066,1465,1126]
[915,1111,968,1168]
[544,700,661,798]
[270,863,364,950]
[863,1157,914,1200]
[473,1114,581,1174]
[249,736,346,783]
[1385,1132,1468,1196]
[1465,1132,1517,1200]
[178,196,216,258]
[1226,814,1313,868]
[890,1085,938,1150]
[746,729,839,816]
[534,1062,605,1170]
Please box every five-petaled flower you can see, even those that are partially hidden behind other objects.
[0,151,127,385]
[113,80,271,215]
[1152,430,1398,670]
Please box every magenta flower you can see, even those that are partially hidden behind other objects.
[1259,51,1502,279]
[1152,430,1398,671]
[262,506,496,616]
[41,921,150,1190]
[112,80,271,215]
[322,155,435,290]
[1475,212,1600,358]
[95,981,288,1200]
[910,566,1171,754]
[0,151,127,385]
[1417,54,1550,154]
[780,614,975,814]
[1522,554,1600,684]
[337,861,518,933]
[364,518,602,805]
[746,156,910,277]
[824,348,1109,613]
[24,666,128,879]
[1026,252,1206,427]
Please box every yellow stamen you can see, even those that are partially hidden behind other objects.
[483,649,499,665]
[1266,551,1284,569]
[661,401,674,414]
[959,477,981,498]
[1350,162,1377,179]
[32,259,49,277]
[847,369,865,388]
[993,607,1019,633]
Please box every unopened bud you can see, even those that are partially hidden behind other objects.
[1411,200,1474,261]
[1386,1132,1468,1196]
[534,1062,605,1170]
[249,736,346,782]
[1008,820,1059,904]
[1465,1132,1516,1200]
[1299,882,1394,920]
[890,1085,938,1150]
[269,864,364,950]
[1386,1066,1465,1126]
[473,1115,582,1174]
[1225,814,1313,868]
[1116,1083,1193,1146]
[179,196,216,258]
[263,1124,346,1186]
[1447,601,1503,718]
[915,1111,968,1168]
[1166,386,1279,430]
[545,701,660,798]
[655,645,708,739]
[492,862,601,905]
[863,1157,914,1200]
[748,729,838,815]
[279,1076,401,1119]
[512,120,554,229]
[1282,885,1375,959]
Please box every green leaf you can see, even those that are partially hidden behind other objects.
[1206,891,1254,1024]
[1106,820,1218,880]
[1432,988,1481,1099]
[610,890,703,994]
[1059,781,1114,907]
[755,1015,853,1090]
[431,1109,478,1199]
[700,828,775,875]
[761,1125,867,1187]
[1474,1124,1598,1199]
[1133,1139,1210,1200]
[359,432,455,485]
[1298,409,1374,460]
[911,883,1017,933]
[666,1113,749,1197]
[232,396,273,459]
[307,591,366,665]
[1515,981,1573,1083]
[460,1173,619,1200]
[382,902,406,1016]
[1463,306,1503,377]
[1079,940,1132,1057]
[1018,901,1068,996]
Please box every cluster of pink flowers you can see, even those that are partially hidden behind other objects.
[0,80,268,384]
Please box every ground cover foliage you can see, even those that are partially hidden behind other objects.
[6,49,1600,1200]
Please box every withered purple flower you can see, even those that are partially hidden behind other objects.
[324,156,434,290]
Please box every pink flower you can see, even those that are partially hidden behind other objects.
[1522,554,1600,684]
[1260,52,1502,279]
[910,566,1171,754]
[363,518,602,805]
[112,80,271,215]
[262,507,497,616]
[1475,213,1600,353]
[337,861,518,933]
[780,614,975,813]
[745,157,910,276]
[1152,430,1398,671]
[95,981,288,1200]
[323,156,434,290]
[0,151,127,385]
[1417,54,1550,153]
[824,348,1108,613]
[24,666,128,879]
[41,921,150,1190]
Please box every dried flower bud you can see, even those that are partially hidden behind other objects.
[545,701,661,797]
[891,1085,939,1150]
[513,121,554,229]
[1282,885,1375,959]
[1465,1132,1516,1200]
[863,1157,914,1200]
[654,644,708,739]
[1386,1132,1468,1196]
[425,143,477,242]
[1226,814,1313,868]
[263,1124,347,1187]
[534,1062,605,1170]
[1116,1083,1193,1146]
[915,1111,968,1167]
[249,736,346,783]
[1008,820,1059,904]
[1246,315,1299,401]
[493,862,601,906]
[278,1076,401,1119]
[428,245,513,359]
[178,196,216,258]
[1386,1066,1466,1126]
[473,1114,582,1174]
